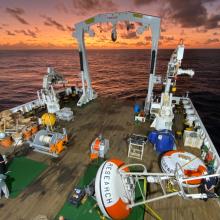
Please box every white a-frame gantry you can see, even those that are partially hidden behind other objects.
[73,12,160,108]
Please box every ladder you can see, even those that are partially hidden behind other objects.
[128,134,146,160]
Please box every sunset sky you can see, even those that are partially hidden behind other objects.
[0,0,220,49]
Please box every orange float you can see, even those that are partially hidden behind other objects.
[31,124,39,135]
[161,150,207,187]
[23,128,32,140]
[0,136,13,148]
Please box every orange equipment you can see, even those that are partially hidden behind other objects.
[23,128,32,140]
[31,124,39,134]
[0,136,13,148]
[184,165,207,185]
[90,136,109,160]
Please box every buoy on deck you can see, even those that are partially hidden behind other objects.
[95,159,131,220]
[160,150,207,187]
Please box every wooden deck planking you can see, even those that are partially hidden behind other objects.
[0,98,219,220]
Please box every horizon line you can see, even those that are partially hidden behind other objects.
[1,47,220,51]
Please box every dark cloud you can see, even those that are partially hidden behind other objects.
[72,0,117,15]
[162,0,220,30]
[164,0,208,27]
[133,0,156,5]
[96,22,136,33]
[0,26,2,30]
[158,41,163,46]
[14,30,26,34]
[42,16,66,31]
[166,36,174,41]
[6,30,16,36]
[213,32,219,35]
[27,29,37,38]
[28,29,37,38]
[160,35,175,41]
[99,35,108,41]
[10,29,38,38]
[42,15,74,32]
[206,38,220,43]
[205,14,220,29]
[136,41,145,46]
[66,25,75,32]
[161,27,166,32]
[97,23,112,33]
[6,7,29,25]
[115,22,136,31]
[15,29,37,38]
[120,31,138,39]
[117,22,125,30]
[0,41,67,50]
[128,23,136,30]
[125,22,136,31]
[136,41,150,46]
[34,27,40,33]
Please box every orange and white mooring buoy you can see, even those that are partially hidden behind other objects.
[95,159,131,220]
[161,150,207,187]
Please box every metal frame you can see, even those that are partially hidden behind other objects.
[128,134,146,160]
[73,12,161,107]
[29,128,67,157]
[118,163,220,208]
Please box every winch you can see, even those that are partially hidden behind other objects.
[29,128,67,157]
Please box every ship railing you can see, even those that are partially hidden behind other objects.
[9,86,78,114]
[187,98,220,168]
[172,95,220,170]
[10,98,44,113]
[174,162,220,200]
[177,175,220,200]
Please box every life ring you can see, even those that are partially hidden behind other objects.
[95,159,131,220]
[161,150,207,187]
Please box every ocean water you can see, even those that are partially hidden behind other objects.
[0,49,219,151]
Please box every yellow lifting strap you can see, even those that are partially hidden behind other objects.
[144,177,162,220]
[97,210,106,220]
[166,180,178,193]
